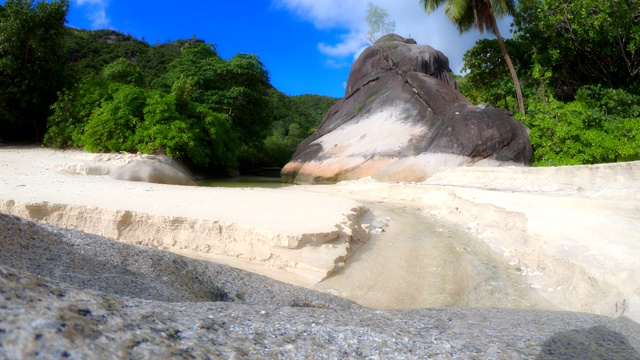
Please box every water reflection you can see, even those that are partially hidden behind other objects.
[198,176,292,189]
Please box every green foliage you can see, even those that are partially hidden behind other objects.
[462,38,530,112]
[101,58,145,86]
[520,86,640,166]
[13,12,332,173]
[156,43,271,145]
[0,0,69,141]
[44,76,109,148]
[81,83,146,152]
[458,0,640,167]
[65,29,183,86]
[514,0,640,100]
[136,90,238,168]
[365,3,396,44]
[238,89,337,169]
[46,55,240,169]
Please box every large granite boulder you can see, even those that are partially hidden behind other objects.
[282,34,532,184]
[110,154,196,186]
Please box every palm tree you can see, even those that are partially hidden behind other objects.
[419,0,525,114]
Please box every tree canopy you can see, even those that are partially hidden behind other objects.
[460,0,640,166]
[419,0,525,114]
[365,3,396,44]
[0,0,69,141]
[514,0,640,101]
[32,22,336,173]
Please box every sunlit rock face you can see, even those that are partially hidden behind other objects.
[282,34,532,184]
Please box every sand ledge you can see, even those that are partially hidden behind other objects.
[0,147,370,283]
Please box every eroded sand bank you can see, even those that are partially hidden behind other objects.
[0,146,369,283]
[1,146,639,323]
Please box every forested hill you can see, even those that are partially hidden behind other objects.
[0,0,337,174]
[65,29,185,86]
[60,28,338,172]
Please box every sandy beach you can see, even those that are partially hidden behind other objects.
[1,145,639,324]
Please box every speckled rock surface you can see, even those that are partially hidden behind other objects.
[1,213,640,359]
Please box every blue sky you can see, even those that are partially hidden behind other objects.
[11,0,513,98]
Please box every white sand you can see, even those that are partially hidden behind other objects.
[0,146,369,284]
[1,146,639,323]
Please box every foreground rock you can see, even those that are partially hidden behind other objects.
[282,34,532,184]
[2,214,640,359]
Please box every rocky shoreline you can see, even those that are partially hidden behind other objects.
[2,213,640,358]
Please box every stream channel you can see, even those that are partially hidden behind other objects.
[313,202,557,311]
[199,179,555,311]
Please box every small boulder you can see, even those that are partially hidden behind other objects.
[110,155,196,186]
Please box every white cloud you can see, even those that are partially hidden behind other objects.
[324,59,350,69]
[273,0,514,74]
[73,0,110,29]
[318,31,366,58]
[272,0,365,29]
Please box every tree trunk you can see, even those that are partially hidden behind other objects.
[489,12,525,115]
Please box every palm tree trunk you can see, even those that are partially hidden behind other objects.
[489,12,525,115]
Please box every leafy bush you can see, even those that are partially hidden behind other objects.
[136,88,238,168]
[44,76,109,148]
[81,83,146,152]
[101,58,145,86]
[520,86,640,166]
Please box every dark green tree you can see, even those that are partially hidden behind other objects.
[101,58,145,87]
[0,0,69,141]
[514,0,640,100]
[156,43,271,146]
[419,0,525,114]
[462,38,530,110]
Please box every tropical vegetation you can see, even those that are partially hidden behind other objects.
[1,0,638,172]
[0,0,336,174]
[419,0,525,114]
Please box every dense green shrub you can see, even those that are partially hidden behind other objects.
[44,76,109,148]
[520,86,640,166]
[136,88,238,168]
[81,84,146,152]
[46,58,241,169]
[101,58,145,87]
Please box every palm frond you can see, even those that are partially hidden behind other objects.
[443,0,470,22]
[455,6,476,34]
[419,0,449,14]
[490,0,516,18]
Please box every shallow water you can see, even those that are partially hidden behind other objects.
[314,203,557,311]
[198,176,291,189]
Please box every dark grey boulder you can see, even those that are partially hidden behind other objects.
[282,34,532,184]
[1,213,640,359]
